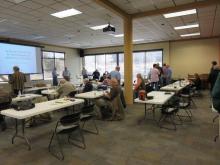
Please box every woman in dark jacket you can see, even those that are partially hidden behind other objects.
[212,73,220,112]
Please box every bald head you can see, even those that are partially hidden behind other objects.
[60,79,66,84]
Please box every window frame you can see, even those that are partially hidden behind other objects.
[42,50,65,80]
[83,49,163,81]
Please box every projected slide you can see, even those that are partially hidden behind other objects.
[0,43,42,74]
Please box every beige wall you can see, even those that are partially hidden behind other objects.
[85,38,220,78]
[170,38,220,78]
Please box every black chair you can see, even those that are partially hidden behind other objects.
[80,104,99,134]
[68,91,77,98]
[177,95,193,122]
[181,86,197,108]
[158,97,182,131]
[48,111,85,160]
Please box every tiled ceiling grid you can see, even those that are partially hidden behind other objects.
[0,0,219,48]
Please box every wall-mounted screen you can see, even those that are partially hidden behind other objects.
[0,43,42,74]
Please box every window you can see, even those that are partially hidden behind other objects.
[84,50,163,82]
[84,54,117,76]
[133,50,163,80]
[42,51,65,80]
[84,56,95,75]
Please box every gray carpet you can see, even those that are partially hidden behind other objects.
[0,91,220,165]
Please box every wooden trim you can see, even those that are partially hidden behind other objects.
[93,0,130,19]
[132,0,220,19]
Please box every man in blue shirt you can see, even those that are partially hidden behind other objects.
[52,67,59,86]
[110,66,121,84]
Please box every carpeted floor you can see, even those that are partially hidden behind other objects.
[0,90,220,165]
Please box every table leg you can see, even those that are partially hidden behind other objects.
[11,119,31,150]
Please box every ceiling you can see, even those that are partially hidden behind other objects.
[0,0,219,49]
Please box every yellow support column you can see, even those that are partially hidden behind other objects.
[123,16,133,105]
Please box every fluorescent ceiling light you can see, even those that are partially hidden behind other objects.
[174,24,199,30]
[51,8,82,18]
[90,24,113,30]
[113,34,124,37]
[163,9,196,18]
[32,36,46,40]
[133,39,145,42]
[180,32,200,37]
[8,0,27,4]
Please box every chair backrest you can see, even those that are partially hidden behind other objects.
[60,111,81,125]
[68,91,77,98]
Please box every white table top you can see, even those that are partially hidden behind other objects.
[41,89,58,95]
[1,98,84,120]
[75,91,104,99]
[12,94,42,103]
[24,87,50,93]
[134,91,174,105]
[160,81,189,92]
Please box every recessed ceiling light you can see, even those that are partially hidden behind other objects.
[51,8,82,18]
[163,9,196,18]
[180,32,200,37]
[174,23,199,30]
[90,24,114,30]
[133,39,145,42]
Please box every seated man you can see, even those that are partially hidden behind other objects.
[83,78,93,93]
[95,78,123,120]
[56,79,76,98]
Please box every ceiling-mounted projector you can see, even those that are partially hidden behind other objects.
[103,23,115,33]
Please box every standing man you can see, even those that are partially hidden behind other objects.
[9,66,26,96]
[62,67,71,81]
[149,64,160,90]
[162,63,168,86]
[82,67,88,79]
[110,66,121,84]
[166,65,172,85]
[52,67,59,86]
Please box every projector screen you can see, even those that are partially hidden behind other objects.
[0,43,42,74]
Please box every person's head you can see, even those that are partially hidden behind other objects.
[115,66,120,71]
[110,78,118,87]
[136,73,142,79]
[194,73,200,79]
[65,67,67,70]
[59,79,66,85]
[166,64,170,68]
[212,61,217,66]
[153,64,157,68]
[163,63,166,67]
[13,66,20,72]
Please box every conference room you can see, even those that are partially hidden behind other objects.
[0,0,220,164]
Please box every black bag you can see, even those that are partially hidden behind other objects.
[11,100,35,111]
